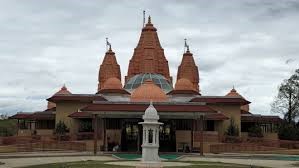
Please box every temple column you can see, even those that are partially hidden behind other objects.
[93,114,98,155]
[191,119,194,152]
[199,115,204,156]
[103,118,107,151]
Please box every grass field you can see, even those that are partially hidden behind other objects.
[20,160,266,168]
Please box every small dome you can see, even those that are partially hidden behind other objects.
[55,85,72,95]
[131,80,168,102]
[143,102,159,120]
[175,78,194,90]
[102,77,122,90]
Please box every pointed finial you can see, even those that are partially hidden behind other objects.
[150,100,153,106]
[184,38,189,53]
[106,38,111,51]
[148,15,151,24]
[231,85,236,92]
[62,84,67,90]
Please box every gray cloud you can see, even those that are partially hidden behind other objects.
[0,0,298,116]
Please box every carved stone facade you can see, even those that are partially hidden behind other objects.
[98,48,121,91]
[176,50,200,92]
[126,17,172,83]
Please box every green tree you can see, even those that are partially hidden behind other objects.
[271,69,299,124]
[278,122,299,140]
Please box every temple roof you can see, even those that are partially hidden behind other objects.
[98,47,121,91]
[190,96,250,105]
[69,109,228,121]
[80,102,217,113]
[47,85,72,109]
[226,87,243,97]
[177,49,200,92]
[241,114,282,123]
[225,87,250,112]
[125,16,171,83]
[130,80,168,102]
[47,94,107,103]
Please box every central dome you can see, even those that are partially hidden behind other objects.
[131,80,168,102]
[124,73,173,93]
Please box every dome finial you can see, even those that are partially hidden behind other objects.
[148,15,151,24]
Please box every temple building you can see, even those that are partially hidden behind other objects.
[10,16,281,153]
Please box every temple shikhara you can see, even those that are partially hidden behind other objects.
[11,16,281,153]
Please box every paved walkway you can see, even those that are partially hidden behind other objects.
[0,155,116,168]
[0,152,297,168]
[181,156,298,168]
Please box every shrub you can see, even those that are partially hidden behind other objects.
[225,118,239,137]
[55,121,69,141]
[248,125,263,138]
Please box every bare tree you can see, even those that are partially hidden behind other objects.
[271,69,299,124]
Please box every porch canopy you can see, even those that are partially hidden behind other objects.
[241,114,282,123]
[69,102,228,120]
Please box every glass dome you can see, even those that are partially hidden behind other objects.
[124,73,173,93]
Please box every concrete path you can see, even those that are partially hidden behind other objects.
[0,152,298,168]
[0,156,116,168]
[181,156,298,168]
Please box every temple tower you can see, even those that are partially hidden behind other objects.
[126,16,172,83]
[176,48,200,92]
[98,46,121,91]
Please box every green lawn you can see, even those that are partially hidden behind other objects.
[20,160,266,168]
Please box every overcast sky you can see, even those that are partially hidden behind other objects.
[0,0,298,116]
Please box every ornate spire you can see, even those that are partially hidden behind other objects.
[126,16,172,83]
[98,46,121,91]
[177,46,200,92]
